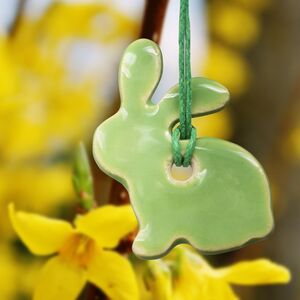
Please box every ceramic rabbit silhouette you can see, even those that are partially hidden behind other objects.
[93,39,273,259]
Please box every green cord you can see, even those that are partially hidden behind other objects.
[172,0,196,167]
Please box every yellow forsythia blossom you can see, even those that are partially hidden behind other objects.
[192,109,233,140]
[210,3,260,49]
[171,247,290,300]
[38,2,137,43]
[9,203,139,300]
[0,244,17,299]
[0,243,42,299]
[136,246,290,300]
[0,164,74,237]
[202,43,251,97]
[0,2,137,162]
[0,164,73,211]
[135,259,173,300]
[0,37,19,98]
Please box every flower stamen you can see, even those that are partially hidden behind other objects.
[60,233,96,268]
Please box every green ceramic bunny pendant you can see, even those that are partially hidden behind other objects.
[93,39,273,259]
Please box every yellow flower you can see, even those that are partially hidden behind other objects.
[209,3,260,48]
[135,259,173,300]
[136,246,290,299]
[17,259,44,299]
[0,37,19,98]
[0,81,99,162]
[0,243,43,299]
[192,109,233,140]
[0,2,138,162]
[0,164,74,237]
[170,246,291,300]
[38,2,138,43]
[202,43,251,97]
[9,203,139,300]
[0,243,18,299]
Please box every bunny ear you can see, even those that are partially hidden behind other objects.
[119,39,163,112]
[157,77,230,127]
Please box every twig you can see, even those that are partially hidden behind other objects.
[9,0,26,37]
[140,0,170,43]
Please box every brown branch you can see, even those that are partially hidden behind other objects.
[140,0,170,43]
[9,0,26,37]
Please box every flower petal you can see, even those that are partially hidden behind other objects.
[147,260,173,300]
[202,278,239,300]
[9,203,74,255]
[75,205,137,248]
[173,272,238,300]
[172,252,238,300]
[219,259,291,285]
[87,250,139,300]
[34,256,87,300]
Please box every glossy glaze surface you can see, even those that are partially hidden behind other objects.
[93,39,273,259]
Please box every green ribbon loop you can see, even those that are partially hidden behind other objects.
[172,127,197,167]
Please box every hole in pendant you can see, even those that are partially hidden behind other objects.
[170,164,193,181]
